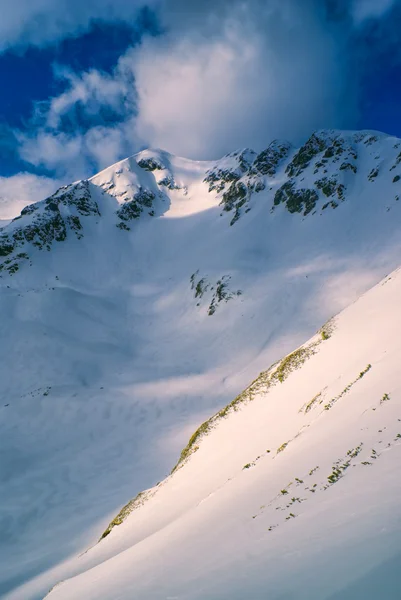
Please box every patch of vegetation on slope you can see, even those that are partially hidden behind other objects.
[323,364,372,411]
[98,318,335,541]
[170,318,335,473]
[256,424,401,531]
[100,490,156,540]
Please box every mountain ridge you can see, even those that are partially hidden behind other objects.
[2,128,401,277]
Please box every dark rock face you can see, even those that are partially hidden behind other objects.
[274,181,319,216]
[116,188,156,229]
[286,133,328,177]
[202,132,379,223]
[251,141,291,177]
[1,129,399,276]
[0,181,100,275]
[137,157,165,171]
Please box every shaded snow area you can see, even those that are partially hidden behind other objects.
[46,266,401,600]
[0,130,401,599]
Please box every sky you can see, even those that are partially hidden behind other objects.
[0,0,401,211]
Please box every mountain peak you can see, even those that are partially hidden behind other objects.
[1,127,401,277]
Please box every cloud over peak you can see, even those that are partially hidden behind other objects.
[2,0,401,188]
[133,0,353,158]
[12,0,358,176]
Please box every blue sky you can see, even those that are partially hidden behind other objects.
[0,0,401,208]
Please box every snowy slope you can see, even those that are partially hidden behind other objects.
[1,129,401,599]
[45,265,401,600]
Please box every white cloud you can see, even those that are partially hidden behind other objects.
[15,0,356,174]
[16,128,129,180]
[0,173,60,220]
[0,0,154,52]
[17,131,84,174]
[43,66,135,129]
[4,0,399,192]
[14,59,140,178]
[13,0,400,177]
[351,0,397,23]
[131,0,353,158]
[83,125,134,170]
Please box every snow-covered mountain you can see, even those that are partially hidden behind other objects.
[46,264,401,600]
[1,129,401,599]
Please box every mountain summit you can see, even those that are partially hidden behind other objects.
[2,129,401,277]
